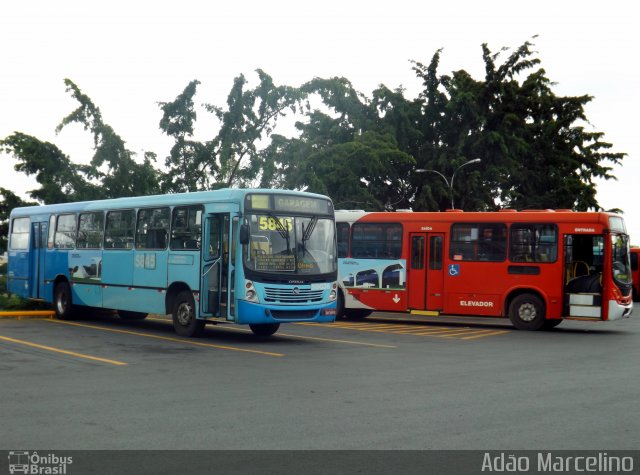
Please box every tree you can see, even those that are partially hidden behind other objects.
[411,39,625,212]
[159,70,304,192]
[1,40,626,216]
[57,79,160,198]
[259,77,416,210]
[158,80,213,192]
[0,132,102,203]
[207,70,304,188]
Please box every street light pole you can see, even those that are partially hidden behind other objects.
[416,158,481,209]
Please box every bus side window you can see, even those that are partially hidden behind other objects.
[510,224,557,264]
[351,223,402,259]
[77,212,104,249]
[105,210,135,250]
[337,222,350,258]
[136,207,170,250]
[55,214,77,249]
[171,206,203,250]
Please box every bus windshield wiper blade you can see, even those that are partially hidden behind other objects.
[268,213,291,253]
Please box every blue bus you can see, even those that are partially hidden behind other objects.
[7,189,338,336]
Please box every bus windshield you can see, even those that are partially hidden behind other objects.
[611,234,632,287]
[244,213,337,275]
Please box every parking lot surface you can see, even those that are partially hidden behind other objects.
[1,309,638,450]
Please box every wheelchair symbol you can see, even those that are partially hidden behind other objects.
[448,264,460,276]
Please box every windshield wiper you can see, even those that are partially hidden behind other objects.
[301,216,318,254]
[267,213,291,254]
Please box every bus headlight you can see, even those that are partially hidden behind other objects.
[245,280,259,303]
[328,282,337,301]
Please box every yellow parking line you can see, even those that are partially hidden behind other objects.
[460,330,511,340]
[391,326,460,334]
[409,328,474,336]
[0,334,127,366]
[316,323,401,331]
[275,332,396,348]
[299,320,509,340]
[367,325,413,331]
[43,319,284,357]
[149,317,396,348]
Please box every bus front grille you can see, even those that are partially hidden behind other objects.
[270,309,318,319]
[264,287,324,303]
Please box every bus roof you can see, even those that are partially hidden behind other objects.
[335,209,625,228]
[10,188,331,218]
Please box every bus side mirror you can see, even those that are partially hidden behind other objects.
[240,224,249,245]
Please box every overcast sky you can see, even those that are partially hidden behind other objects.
[1,1,637,241]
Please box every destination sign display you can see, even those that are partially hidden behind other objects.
[246,194,332,215]
[255,254,296,272]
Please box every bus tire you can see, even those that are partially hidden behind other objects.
[336,291,346,319]
[119,311,148,320]
[508,293,545,331]
[249,323,280,336]
[172,291,204,337]
[54,282,76,320]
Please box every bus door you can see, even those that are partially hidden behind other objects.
[563,233,604,319]
[201,213,234,321]
[408,233,444,311]
[29,221,47,299]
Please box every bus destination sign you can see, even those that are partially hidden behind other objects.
[274,196,328,214]
[246,194,331,215]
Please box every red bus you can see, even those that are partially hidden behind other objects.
[335,210,633,330]
[631,247,640,301]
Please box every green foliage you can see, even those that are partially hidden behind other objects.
[56,79,161,199]
[0,39,626,215]
[409,39,624,211]
[0,133,102,204]
[205,70,304,188]
[158,80,213,192]
[0,263,33,309]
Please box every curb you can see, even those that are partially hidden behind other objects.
[0,310,56,318]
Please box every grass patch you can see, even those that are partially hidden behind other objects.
[0,262,49,310]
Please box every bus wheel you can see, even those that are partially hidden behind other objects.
[54,282,76,320]
[336,291,346,320]
[118,311,148,320]
[249,323,280,336]
[172,291,204,337]
[508,294,545,331]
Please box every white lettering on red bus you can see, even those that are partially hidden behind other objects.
[460,300,494,307]
[574,227,596,232]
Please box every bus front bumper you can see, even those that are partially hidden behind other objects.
[608,299,633,321]
[236,300,337,325]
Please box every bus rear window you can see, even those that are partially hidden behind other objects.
[9,217,30,250]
